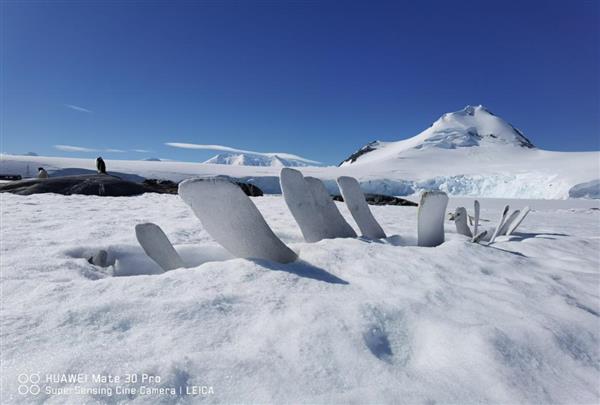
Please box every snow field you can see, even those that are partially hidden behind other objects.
[2,149,599,200]
[1,193,599,404]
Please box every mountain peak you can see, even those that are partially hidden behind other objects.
[461,104,496,115]
[451,105,490,116]
[429,105,534,149]
[340,106,535,166]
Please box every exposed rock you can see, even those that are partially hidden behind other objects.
[0,174,22,181]
[235,182,263,197]
[0,173,264,198]
[333,193,418,206]
[339,141,379,166]
[142,179,179,194]
[0,174,147,196]
[49,168,146,183]
[143,178,263,197]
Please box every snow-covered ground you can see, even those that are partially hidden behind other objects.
[2,146,598,200]
[1,192,599,404]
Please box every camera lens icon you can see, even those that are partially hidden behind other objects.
[17,374,41,395]
[17,373,40,383]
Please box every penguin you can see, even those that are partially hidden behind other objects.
[96,157,106,174]
[37,167,49,179]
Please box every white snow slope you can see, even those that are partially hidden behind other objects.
[1,192,599,404]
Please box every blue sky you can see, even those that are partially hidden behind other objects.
[1,0,598,165]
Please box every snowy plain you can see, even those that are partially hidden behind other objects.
[1,191,599,404]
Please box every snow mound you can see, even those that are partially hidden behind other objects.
[204,152,317,167]
[569,179,600,199]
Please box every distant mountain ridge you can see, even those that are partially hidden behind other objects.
[341,105,535,166]
[204,152,317,167]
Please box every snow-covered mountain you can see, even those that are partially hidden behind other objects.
[329,105,599,199]
[341,105,534,165]
[203,152,316,167]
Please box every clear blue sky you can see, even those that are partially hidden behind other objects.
[1,0,598,165]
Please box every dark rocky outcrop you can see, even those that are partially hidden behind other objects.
[142,179,179,194]
[0,174,265,198]
[0,174,147,196]
[49,168,146,183]
[333,193,418,206]
[142,178,263,197]
[0,174,22,181]
[339,141,379,166]
[235,182,263,197]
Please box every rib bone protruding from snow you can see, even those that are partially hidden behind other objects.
[498,210,521,236]
[179,178,297,263]
[305,176,357,239]
[506,207,531,236]
[280,168,331,242]
[454,207,473,237]
[488,205,510,244]
[473,200,480,238]
[417,191,449,247]
[135,223,184,271]
[472,230,488,244]
[336,176,386,239]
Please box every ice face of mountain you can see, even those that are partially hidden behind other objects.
[204,152,315,167]
[340,105,534,166]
